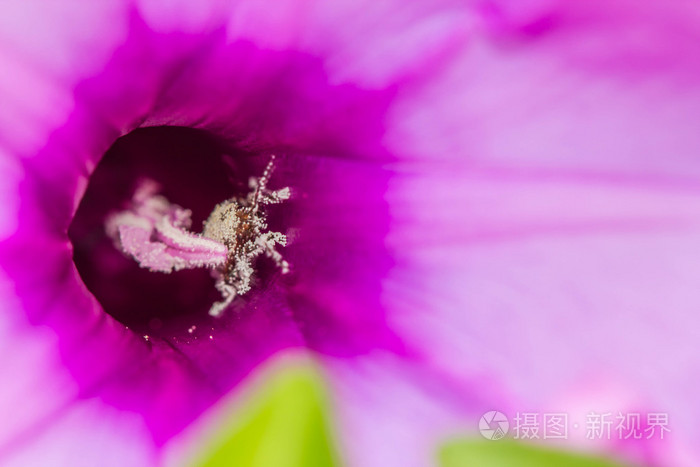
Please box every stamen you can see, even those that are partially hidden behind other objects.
[106,157,290,317]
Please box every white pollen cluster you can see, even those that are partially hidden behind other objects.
[202,158,290,316]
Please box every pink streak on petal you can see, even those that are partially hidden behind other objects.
[387,0,700,179]
[226,0,474,88]
[309,1,474,87]
[2,399,156,467]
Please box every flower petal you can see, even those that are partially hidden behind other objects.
[377,3,700,462]
[387,0,700,178]
[386,169,700,465]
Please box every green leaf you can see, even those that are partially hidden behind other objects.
[439,439,631,467]
[192,359,340,467]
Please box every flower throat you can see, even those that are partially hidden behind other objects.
[106,156,290,317]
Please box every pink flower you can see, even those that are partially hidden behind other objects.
[1,1,699,466]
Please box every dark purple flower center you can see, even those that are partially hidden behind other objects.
[68,126,288,337]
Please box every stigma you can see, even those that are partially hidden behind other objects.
[106,156,290,317]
